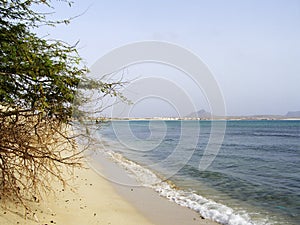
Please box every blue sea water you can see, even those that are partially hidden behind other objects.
[95,120,300,225]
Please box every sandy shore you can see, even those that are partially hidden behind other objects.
[0,153,219,225]
[0,165,154,225]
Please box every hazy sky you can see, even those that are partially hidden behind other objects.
[39,0,300,116]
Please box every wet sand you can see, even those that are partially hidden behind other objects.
[0,152,218,225]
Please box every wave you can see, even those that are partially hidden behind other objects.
[101,149,268,225]
[252,132,300,138]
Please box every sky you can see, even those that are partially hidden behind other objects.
[36,0,300,116]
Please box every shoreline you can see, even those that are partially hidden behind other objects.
[93,120,300,225]
[87,151,219,225]
[0,152,219,225]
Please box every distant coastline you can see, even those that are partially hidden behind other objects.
[96,110,300,121]
[104,116,300,121]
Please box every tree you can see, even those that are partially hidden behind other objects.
[0,0,124,209]
[0,0,85,121]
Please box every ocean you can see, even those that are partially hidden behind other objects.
[93,120,300,225]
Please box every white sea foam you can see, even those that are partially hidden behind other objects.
[103,150,269,225]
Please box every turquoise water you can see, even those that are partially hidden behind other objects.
[97,120,300,225]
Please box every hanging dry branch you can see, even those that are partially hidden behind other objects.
[0,110,83,208]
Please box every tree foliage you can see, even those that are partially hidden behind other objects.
[0,0,85,121]
[0,0,125,209]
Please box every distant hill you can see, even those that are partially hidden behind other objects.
[182,109,300,120]
[285,111,300,117]
[186,109,211,118]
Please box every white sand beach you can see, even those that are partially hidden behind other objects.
[0,154,219,225]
